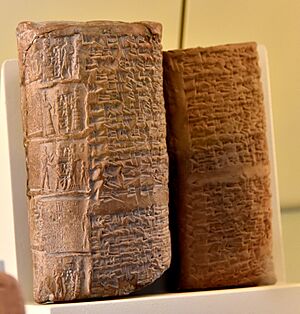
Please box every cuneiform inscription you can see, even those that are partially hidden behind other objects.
[27,140,89,193]
[164,43,274,290]
[24,35,80,84]
[25,84,86,138]
[29,198,89,252]
[18,21,170,303]
[90,205,170,295]
[33,253,90,302]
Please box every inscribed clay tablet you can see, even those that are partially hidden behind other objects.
[16,21,170,303]
[0,273,25,314]
[163,42,275,290]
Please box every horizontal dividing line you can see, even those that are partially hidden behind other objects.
[32,250,91,257]
[187,163,270,186]
[29,192,90,200]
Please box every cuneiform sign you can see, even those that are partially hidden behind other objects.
[17,21,170,303]
[163,43,275,290]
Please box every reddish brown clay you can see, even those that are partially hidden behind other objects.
[164,42,275,290]
[17,21,170,303]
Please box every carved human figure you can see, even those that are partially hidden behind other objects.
[53,269,65,299]
[43,93,55,136]
[79,160,89,188]
[41,146,54,190]
[53,44,61,79]
[61,39,73,79]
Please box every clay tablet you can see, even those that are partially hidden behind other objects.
[16,21,170,303]
[163,43,275,290]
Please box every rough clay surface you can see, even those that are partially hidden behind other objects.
[0,273,25,314]
[17,21,170,303]
[163,43,275,290]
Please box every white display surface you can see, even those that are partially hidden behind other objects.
[0,46,289,313]
[257,45,286,282]
[25,284,300,314]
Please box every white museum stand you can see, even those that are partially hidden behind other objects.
[1,47,299,314]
